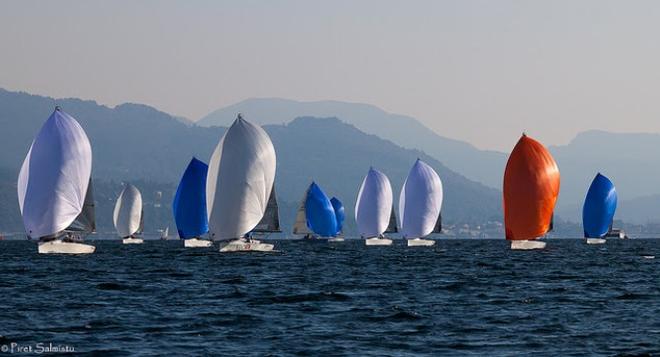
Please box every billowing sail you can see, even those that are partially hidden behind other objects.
[398,159,443,239]
[305,182,338,237]
[292,185,312,235]
[385,208,398,233]
[503,134,560,240]
[17,108,92,239]
[113,184,143,238]
[582,173,617,238]
[355,168,393,238]
[173,157,209,239]
[330,197,345,235]
[206,115,276,240]
[252,186,282,233]
[66,178,96,234]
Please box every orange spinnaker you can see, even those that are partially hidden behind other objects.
[503,134,560,240]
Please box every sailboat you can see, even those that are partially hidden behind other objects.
[503,134,560,250]
[207,114,276,252]
[114,184,144,244]
[18,107,96,254]
[173,157,213,247]
[300,182,344,241]
[356,168,394,246]
[328,197,345,242]
[399,159,443,246]
[292,185,314,239]
[583,173,617,245]
[160,227,169,240]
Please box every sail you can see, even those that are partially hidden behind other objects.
[582,173,617,238]
[355,167,393,238]
[173,157,209,239]
[398,159,443,239]
[206,115,276,241]
[252,186,282,233]
[292,185,312,235]
[66,178,96,234]
[17,108,92,239]
[113,184,143,238]
[385,208,398,233]
[503,134,560,240]
[432,213,442,233]
[305,182,338,237]
[330,197,345,235]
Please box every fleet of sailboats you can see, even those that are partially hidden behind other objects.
[114,183,145,244]
[503,134,560,250]
[583,173,617,245]
[15,107,638,253]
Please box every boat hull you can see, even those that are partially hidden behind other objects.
[407,238,435,247]
[122,238,144,244]
[38,240,95,254]
[586,238,606,245]
[218,239,274,252]
[328,237,344,242]
[365,237,392,246]
[184,238,213,248]
[510,239,546,250]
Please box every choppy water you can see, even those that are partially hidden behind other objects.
[1,238,659,356]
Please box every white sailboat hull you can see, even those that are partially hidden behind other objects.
[407,238,435,246]
[38,240,95,254]
[510,240,546,250]
[328,237,345,242]
[184,238,213,248]
[586,238,606,245]
[365,237,392,246]
[218,239,274,252]
[122,237,144,244]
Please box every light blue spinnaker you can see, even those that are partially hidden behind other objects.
[582,173,617,238]
[305,182,338,237]
[173,157,209,239]
[330,197,345,236]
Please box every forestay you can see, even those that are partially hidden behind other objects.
[17,108,92,239]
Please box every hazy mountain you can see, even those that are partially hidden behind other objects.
[198,98,508,189]
[0,89,501,235]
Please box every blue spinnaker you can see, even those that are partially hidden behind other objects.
[173,157,209,238]
[330,197,345,235]
[582,173,617,238]
[305,182,338,237]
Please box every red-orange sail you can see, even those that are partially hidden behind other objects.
[503,134,560,240]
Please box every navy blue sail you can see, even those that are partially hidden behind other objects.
[173,158,209,239]
[582,173,617,238]
[330,197,345,235]
[305,182,338,237]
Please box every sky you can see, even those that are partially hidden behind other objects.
[2,0,660,151]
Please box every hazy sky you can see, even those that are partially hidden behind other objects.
[2,0,660,151]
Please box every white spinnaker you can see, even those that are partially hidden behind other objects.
[113,184,143,237]
[398,159,443,239]
[355,168,393,238]
[17,109,92,238]
[206,116,276,240]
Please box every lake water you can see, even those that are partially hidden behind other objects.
[0,238,658,356]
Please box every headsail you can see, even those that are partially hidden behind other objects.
[66,178,96,234]
[582,173,617,238]
[206,115,276,241]
[503,134,560,240]
[252,186,282,233]
[355,167,394,238]
[330,197,345,236]
[398,159,443,239]
[292,185,312,235]
[17,108,92,239]
[113,184,143,238]
[305,182,338,237]
[173,157,209,239]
